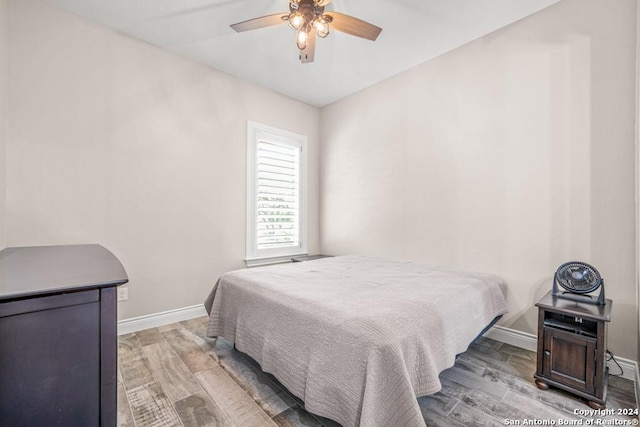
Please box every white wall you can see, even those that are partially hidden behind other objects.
[0,0,7,250]
[321,0,638,360]
[5,0,321,319]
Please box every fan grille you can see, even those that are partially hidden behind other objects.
[555,261,601,294]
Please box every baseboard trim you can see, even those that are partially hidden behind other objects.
[484,324,538,352]
[484,325,638,382]
[117,304,207,336]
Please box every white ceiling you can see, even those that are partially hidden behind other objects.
[41,0,560,107]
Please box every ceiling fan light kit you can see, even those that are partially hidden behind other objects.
[286,1,331,50]
[230,0,382,63]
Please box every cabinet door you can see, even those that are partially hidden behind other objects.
[0,292,100,426]
[542,327,596,394]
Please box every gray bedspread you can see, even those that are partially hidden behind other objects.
[204,256,508,427]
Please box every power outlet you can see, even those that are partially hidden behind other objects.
[117,287,128,301]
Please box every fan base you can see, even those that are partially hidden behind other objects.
[551,284,605,305]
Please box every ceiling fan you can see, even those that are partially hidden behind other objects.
[230,0,382,64]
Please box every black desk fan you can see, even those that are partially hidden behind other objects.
[552,261,605,305]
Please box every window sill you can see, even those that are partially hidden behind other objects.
[244,254,308,268]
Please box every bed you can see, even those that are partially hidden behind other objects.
[204,256,508,427]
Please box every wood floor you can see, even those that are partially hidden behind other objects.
[117,316,638,427]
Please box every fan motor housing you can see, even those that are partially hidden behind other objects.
[552,261,605,305]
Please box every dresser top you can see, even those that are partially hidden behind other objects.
[0,244,128,301]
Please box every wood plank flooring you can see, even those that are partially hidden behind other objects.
[118,317,638,427]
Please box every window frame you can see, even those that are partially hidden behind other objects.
[245,121,308,265]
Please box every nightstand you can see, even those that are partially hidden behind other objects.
[291,254,333,262]
[534,290,612,409]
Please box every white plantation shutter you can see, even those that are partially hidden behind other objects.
[256,140,300,250]
[246,122,307,262]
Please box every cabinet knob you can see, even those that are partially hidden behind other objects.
[544,350,551,357]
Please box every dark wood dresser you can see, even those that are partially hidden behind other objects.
[0,244,128,426]
[534,290,612,409]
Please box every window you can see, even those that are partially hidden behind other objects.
[246,121,307,264]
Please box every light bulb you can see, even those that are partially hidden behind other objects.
[296,28,308,50]
[288,12,304,30]
[313,17,329,38]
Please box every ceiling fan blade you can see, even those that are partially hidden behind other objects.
[315,0,333,6]
[325,12,382,41]
[230,13,287,32]
[300,30,316,63]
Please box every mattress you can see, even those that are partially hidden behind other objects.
[204,256,508,427]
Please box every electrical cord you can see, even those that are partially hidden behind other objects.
[606,349,623,376]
